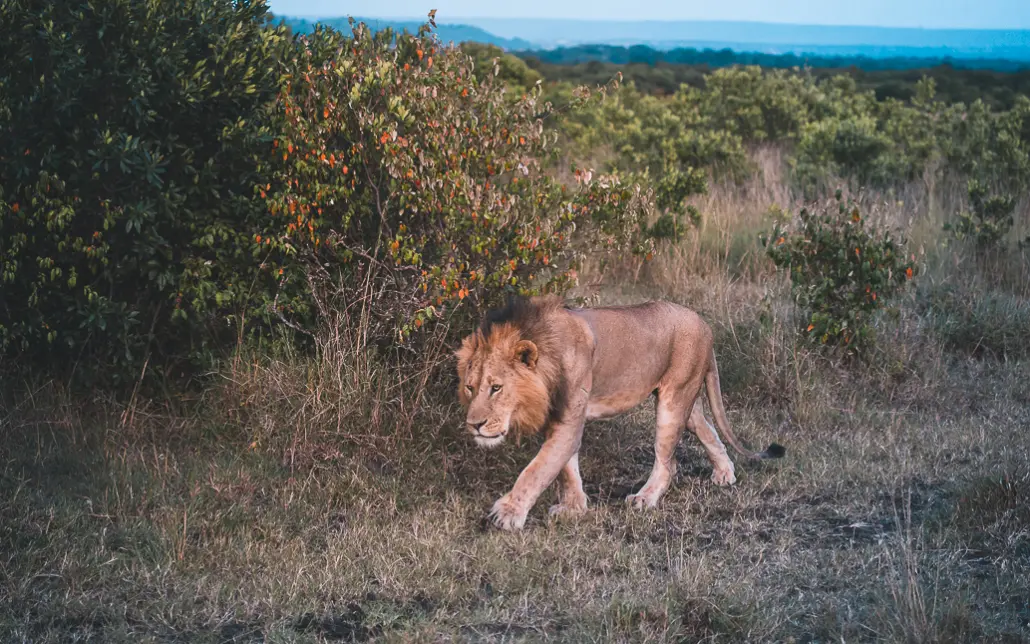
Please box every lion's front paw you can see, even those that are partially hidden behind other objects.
[489,494,527,531]
[712,466,736,486]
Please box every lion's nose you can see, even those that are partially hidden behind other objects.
[469,420,487,433]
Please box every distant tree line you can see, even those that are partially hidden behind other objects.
[514,45,1030,109]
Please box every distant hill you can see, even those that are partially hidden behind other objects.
[275,15,1030,71]
[277,16,533,51]
[461,18,1030,62]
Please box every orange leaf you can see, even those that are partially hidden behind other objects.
[906,267,913,278]
[10,203,19,213]
[806,324,815,332]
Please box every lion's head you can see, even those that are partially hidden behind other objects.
[455,297,564,448]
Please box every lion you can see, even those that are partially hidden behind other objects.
[455,295,785,531]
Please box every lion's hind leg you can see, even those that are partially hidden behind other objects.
[687,400,736,486]
[549,452,588,518]
[627,395,689,509]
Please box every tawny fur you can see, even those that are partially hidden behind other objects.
[455,294,784,531]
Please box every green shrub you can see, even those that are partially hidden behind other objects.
[944,178,1019,250]
[946,96,1030,191]
[648,167,706,241]
[559,82,750,182]
[0,0,286,381]
[792,76,948,191]
[260,19,655,343]
[687,66,819,143]
[875,78,948,180]
[792,114,894,190]
[764,191,917,355]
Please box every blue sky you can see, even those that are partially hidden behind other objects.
[269,0,1030,30]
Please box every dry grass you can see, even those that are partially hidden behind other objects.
[3,160,1030,642]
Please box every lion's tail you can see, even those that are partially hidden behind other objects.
[704,347,786,461]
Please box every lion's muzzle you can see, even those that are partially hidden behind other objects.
[467,419,508,448]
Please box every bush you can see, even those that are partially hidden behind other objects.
[559,82,750,182]
[0,0,286,381]
[946,96,1030,191]
[792,114,894,190]
[0,6,659,384]
[792,77,947,191]
[686,66,819,143]
[944,178,1019,250]
[259,19,655,346]
[764,191,917,355]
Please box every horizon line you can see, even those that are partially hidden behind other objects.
[277,14,1030,33]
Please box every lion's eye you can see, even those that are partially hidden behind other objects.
[465,385,474,394]
[490,384,502,394]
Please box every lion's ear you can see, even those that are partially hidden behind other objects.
[512,339,538,369]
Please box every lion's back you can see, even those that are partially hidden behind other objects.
[565,301,710,392]
[569,300,707,343]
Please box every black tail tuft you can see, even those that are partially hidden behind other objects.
[763,443,786,459]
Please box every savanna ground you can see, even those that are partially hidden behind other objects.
[3,155,1030,643]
